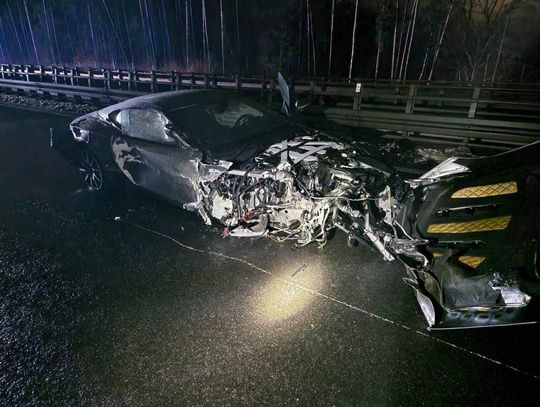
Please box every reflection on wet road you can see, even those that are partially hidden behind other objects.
[1,106,539,405]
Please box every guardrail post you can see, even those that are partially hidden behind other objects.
[235,74,241,92]
[392,86,400,105]
[175,73,181,90]
[169,71,175,90]
[190,72,195,89]
[268,79,275,105]
[319,79,326,105]
[150,70,156,92]
[212,72,217,88]
[468,87,481,119]
[24,66,29,82]
[203,74,209,89]
[88,69,93,87]
[52,66,58,84]
[105,69,111,92]
[310,80,315,103]
[0,65,4,80]
[437,88,445,107]
[38,65,44,82]
[353,82,362,110]
[127,71,134,91]
[261,75,267,101]
[405,84,416,114]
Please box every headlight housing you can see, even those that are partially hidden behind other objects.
[70,126,89,143]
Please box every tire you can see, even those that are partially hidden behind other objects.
[77,149,104,190]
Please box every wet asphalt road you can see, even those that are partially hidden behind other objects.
[1,106,539,406]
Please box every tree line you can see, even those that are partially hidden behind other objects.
[0,0,537,82]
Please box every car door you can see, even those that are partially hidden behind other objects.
[111,107,202,205]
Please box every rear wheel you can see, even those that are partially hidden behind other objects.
[77,149,104,190]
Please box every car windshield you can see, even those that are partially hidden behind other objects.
[167,97,294,148]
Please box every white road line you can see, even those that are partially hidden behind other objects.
[119,219,540,381]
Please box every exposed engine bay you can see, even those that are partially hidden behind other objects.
[198,134,411,262]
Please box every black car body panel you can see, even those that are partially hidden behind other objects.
[398,142,540,328]
[53,89,540,329]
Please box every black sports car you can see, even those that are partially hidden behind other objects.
[52,88,540,329]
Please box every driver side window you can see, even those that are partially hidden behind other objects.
[117,109,175,145]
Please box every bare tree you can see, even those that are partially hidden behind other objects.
[202,0,211,69]
[42,0,56,64]
[492,10,510,83]
[49,1,61,64]
[189,0,196,63]
[307,0,316,77]
[220,0,225,74]
[235,0,240,50]
[160,0,174,66]
[185,0,189,67]
[87,0,98,67]
[428,0,454,80]
[374,1,392,79]
[453,0,507,81]
[306,0,311,76]
[143,0,158,68]
[402,0,418,79]
[390,0,399,79]
[394,0,410,79]
[138,0,150,68]
[22,0,40,64]
[328,0,335,77]
[121,0,135,69]
[6,3,26,61]
[349,0,359,80]
[102,0,130,68]
[0,14,9,62]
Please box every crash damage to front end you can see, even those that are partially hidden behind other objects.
[191,137,540,329]
[195,134,405,255]
[56,94,540,329]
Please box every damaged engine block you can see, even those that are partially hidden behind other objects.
[199,135,406,261]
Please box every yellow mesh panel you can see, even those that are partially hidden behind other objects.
[427,216,511,234]
[451,182,517,198]
[458,256,486,268]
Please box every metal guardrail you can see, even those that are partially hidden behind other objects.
[1,64,539,147]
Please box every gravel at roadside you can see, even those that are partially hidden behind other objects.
[0,92,99,117]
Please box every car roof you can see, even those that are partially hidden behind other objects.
[98,89,232,117]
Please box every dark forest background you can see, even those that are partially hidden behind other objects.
[0,0,538,82]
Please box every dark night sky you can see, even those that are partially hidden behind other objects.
[0,0,538,81]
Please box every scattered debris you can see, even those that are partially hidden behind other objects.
[291,264,307,277]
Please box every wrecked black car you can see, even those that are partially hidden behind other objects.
[52,89,540,329]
